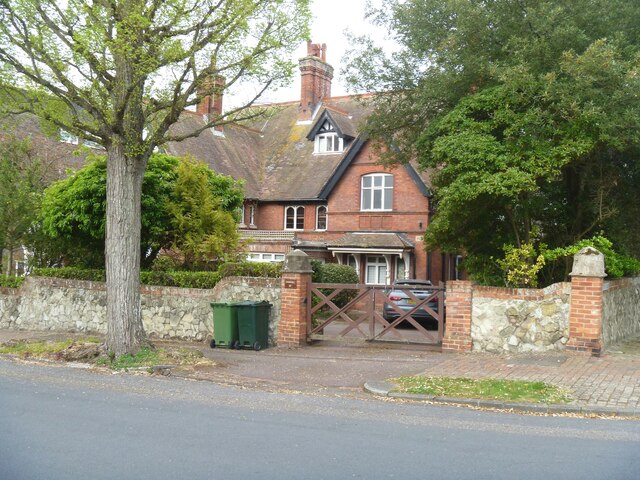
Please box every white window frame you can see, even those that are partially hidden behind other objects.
[316,205,328,231]
[247,253,285,263]
[395,257,406,281]
[346,254,360,276]
[365,255,388,285]
[60,130,79,145]
[314,133,343,154]
[284,205,305,231]
[238,205,246,227]
[249,205,256,227]
[361,173,393,212]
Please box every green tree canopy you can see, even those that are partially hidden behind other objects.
[38,154,244,269]
[0,0,310,354]
[0,135,46,275]
[345,0,640,284]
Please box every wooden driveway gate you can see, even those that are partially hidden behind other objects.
[308,283,445,346]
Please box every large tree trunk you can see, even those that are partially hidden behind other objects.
[105,142,147,356]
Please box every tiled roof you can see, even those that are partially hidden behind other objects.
[327,232,415,249]
[164,96,375,202]
[0,113,94,183]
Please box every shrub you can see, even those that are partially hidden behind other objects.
[0,275,24,288]
[33,267,106,282]
[497,243,545,288]
[30,260,285,289]
[140,270,221,289]
[217,261,282,279]
[150,255,181,272]
[312,262,359,308]
[313,263,359,284]
[543,235,640,278]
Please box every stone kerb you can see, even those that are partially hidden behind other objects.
[566,247,606,356]
[277,250,313,347]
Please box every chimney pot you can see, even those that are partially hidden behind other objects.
[197,75,225,131]
[298,41,333,122]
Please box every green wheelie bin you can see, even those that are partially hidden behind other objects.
[210,302,239,349]
[236,301,272,351]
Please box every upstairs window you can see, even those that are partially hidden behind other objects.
[249,205,256,227]
[361,173,393,211]
[316,206,327,230]
[285,206,305,230]
[60,130,79,144]
[314,121,343,154]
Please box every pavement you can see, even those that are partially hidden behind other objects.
[1,328,640,417]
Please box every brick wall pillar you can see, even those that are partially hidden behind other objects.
[442,280,473,353]
[566,247,606,356]
[277,250,313,347]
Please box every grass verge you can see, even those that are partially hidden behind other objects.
[392,375,572,404]
[0,337,100,356]
[0,338,211,371]
[96,345,207,370]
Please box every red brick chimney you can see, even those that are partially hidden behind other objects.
[197,75,225,132]
[298,41,333,122]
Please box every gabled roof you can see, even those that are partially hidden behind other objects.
[164,96,432,203]
[305,108,356,141]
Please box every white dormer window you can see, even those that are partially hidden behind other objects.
[60,130,79,144]
[315,133,343,153]
[314,120,343,154]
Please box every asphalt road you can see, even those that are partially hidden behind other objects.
[1,358,639,480]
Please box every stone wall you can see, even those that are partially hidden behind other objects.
[602,277,640,347]
[471,283,571,353]
[0,276,281,345]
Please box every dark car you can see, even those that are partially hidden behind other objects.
[382,279,441,322]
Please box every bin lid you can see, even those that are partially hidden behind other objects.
[235,300,272,307]
[210,302,235,307]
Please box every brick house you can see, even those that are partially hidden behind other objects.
[166,41,461,286]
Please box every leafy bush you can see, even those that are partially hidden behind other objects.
[313,263,360,284]
[543,235,640,278]
[497,243,545,288]
[217,261,282,279]
[150,255,181,272]
[32,267,221,288]
[140,270,221,289]
[33,267,106,282]
[0,275,24,288]
[460,254,504,287]
[311,262,360,308]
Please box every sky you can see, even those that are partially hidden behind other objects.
[230,0,392,106]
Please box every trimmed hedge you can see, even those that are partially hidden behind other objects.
[140,270,221,289]
[217,261,282,278]
[33,267,106,282]
[0,275,24,288]
[31,261,282,289]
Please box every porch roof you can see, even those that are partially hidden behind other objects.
[327,233,415,255]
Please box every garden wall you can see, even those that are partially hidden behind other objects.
[0,276,281,345]
[471,283,571,353]
[602,277,640,347]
